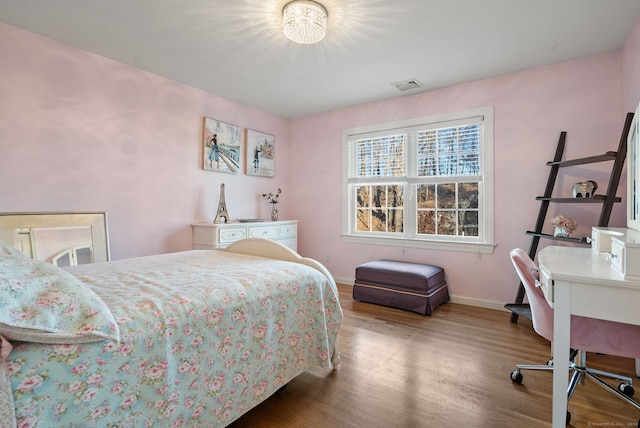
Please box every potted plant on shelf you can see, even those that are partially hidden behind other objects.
[551,215,578,238]
[262,188,282,221]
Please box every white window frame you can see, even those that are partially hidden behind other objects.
[342,106,495,254]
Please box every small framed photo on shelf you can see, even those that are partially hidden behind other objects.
[202,117,241,174]
[246,129,275,177]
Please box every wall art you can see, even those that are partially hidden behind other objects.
[246,129,275,177]
[203,117,241,174]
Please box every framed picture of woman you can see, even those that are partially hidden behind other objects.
[246,129,275,177]
[202,117,241,174]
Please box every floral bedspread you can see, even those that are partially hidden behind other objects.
[4,250,342,427]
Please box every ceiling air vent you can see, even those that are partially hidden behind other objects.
[392,78,422,91]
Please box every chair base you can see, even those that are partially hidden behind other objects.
[510,351,640,420]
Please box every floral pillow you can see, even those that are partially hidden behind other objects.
[0,242,120,344]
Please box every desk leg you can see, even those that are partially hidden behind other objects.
[552,281,571,428]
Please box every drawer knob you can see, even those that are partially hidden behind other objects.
[605,252,618,260]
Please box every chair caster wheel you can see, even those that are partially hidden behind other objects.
[619,383,634,397]
[510,370,523,384]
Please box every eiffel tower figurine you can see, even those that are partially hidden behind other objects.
[213,183,231,224]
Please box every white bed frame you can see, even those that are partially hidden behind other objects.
[225,238,335,288]
[224,238,341,369]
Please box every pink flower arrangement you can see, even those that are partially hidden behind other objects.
[551,215,578,232]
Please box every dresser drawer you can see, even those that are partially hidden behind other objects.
[219,227,247,243]
[279,223,297,237]
[277,237,297,251]
[249,225,279,239]
[192,221,297,250]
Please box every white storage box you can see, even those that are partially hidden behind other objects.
[610,229,640,280]
[591,227,640,280]
[591,227,627,253]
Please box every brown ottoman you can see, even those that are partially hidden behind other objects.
[353,259,449,315]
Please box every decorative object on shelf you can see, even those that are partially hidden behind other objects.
[282,0,328,45]
[202,117,241,174]
[551,215,577,237]
[262,188,282,221]
[246,129,275,177]
[238,218,265,223]
[572,180,598,198]
[213,183,231,224]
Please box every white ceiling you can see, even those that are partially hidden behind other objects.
[2,0,640,119]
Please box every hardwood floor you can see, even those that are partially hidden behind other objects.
[229,284,640,427]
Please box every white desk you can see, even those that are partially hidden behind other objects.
[538,246,640,428]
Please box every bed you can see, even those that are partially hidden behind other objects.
[0,238,342,427]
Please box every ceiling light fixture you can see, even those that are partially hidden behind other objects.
[282,0,328,45]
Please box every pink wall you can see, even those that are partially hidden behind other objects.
[0,24,290,260]
[289,54,627,305]
[2,18,640,307]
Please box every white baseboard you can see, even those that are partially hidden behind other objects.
[337,278,509,313]
[334,277,353,287]
[448,296,509,312]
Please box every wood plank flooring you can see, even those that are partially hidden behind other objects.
[229,284,640,427]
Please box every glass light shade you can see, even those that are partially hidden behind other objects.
[282,0,327,45]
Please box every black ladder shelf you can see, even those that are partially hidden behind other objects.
[505,112,634,323]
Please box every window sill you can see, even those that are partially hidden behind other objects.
[342,235,496,254]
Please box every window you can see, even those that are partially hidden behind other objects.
[342,106,495,253]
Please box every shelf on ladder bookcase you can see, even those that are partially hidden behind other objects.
[505,112,634,323]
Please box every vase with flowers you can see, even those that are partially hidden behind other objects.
[551,215,577,238]
[262,188,282,221]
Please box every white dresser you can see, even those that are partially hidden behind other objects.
[192,220,298,251]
